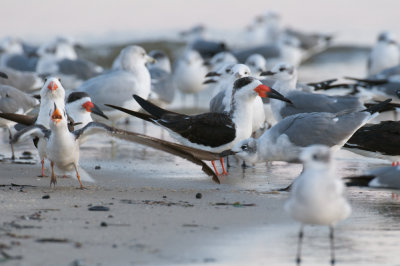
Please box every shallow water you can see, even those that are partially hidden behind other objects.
[1,45,400,265]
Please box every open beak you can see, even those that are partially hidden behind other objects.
[47,81,58,93]
[82,101,108,119]
[260,70,275,76]
[254,84,293,104]
[203,79,217,84]
[0,72,8,79]
[51,104,63,124]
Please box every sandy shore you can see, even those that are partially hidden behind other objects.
[1,141,400,266]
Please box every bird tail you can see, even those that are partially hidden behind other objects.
[343,175,374,187]
[364,101,400,113]
[133,94,177,119]
[344,77,388,86]
[362,99,392,114]
[104,104,155,123]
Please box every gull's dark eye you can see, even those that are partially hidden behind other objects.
[279,67,285,72]
[5,93,9,98]
[44,78,47,82]
[241,144,248,151]
[58,78,61,82]
[313,154,318,160]
[245,72,249,75]
[225,69,230,73]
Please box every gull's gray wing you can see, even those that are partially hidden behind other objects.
[280,91,363,118]
[149,68,175,103]
[369,65,400,79]
[0,85,39,113]
[58,58,102,80]
[368,167,400,189]
[74,122,221,183]
[0,67,42,92]
[209,90,227,113]
[233,45,280,63]
[2,54,38,72]
[269,111,370,148]
[78,70,140,112]
[11,124,50,144]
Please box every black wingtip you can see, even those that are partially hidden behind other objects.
[105,103,155,123]
[0,72,8,79]
[343,175,375,187]
[344,76,388,86]
[133,94,170,119]
[362,99,392,114]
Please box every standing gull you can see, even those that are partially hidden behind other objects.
[368,31,400,76]
[78,45,154,124]
[285,145,351,265]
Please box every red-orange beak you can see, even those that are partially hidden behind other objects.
[82,101,94,112]
[254,84,292,104]
[254,84,271,98]
[51,107,63,124]
[47,81,58,92]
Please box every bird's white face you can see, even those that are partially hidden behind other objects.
[378,32,397,45]
[269,63,296,81]
[120,45,155,70]
[210,52,237,68]
[41,77,65,100]
[232,138,259,163]
[229,64,251,80]
[300,145,332,169]
[245,54,267,76]
[183,50,203,65]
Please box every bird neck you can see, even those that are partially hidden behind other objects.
[273,78,297,94]
[229,94,254,132]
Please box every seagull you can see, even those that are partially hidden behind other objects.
[245,54,268,78]
[146,50,176,106]
[0,67,42,92]
[368,31,400,76]
[106,77,291,175]
[12,102,229,185]
[206,51,238,72]
[261,63,364,121]
[0,72,39,159]
[345,164,400,190]
[173,49,208,105]
[230,99,391,164]
[78,45,154,124]
[208,64,268,133]
[343,120,400,161]
[285,145,351,266]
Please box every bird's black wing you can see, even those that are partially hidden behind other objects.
[344,121,400,156]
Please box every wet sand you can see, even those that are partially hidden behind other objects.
[1,125,400,266]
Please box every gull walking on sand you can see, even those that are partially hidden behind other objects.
[284,145,351,265]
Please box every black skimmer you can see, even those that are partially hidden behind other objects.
[106,76,291,175]
[345,164,400,190]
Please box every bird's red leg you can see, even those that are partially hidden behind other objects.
[211,160,220,176]
[74,165,84,189]
[220,158,228,175]
[50,161,57,187]
[40,159,47,177]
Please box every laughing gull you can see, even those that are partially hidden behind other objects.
[285,145,351,266]
[146,50,176,106]
[105,77,290,175]
[208,64,269,133]
[245,54,268,78]
[0,72,39,159]
[262,63,364,121]
[368,31,400,76]
[12,103,224,185]
[0,67,42,92]
[345,165,400,190]
[0,37,38,72]
[233,35,303,67]
[206,51,238,72]
[344,120,400,161]
[230,99,391,164]
[173,49,208,105]
[78,45,154,124]
[244,11,281,47]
